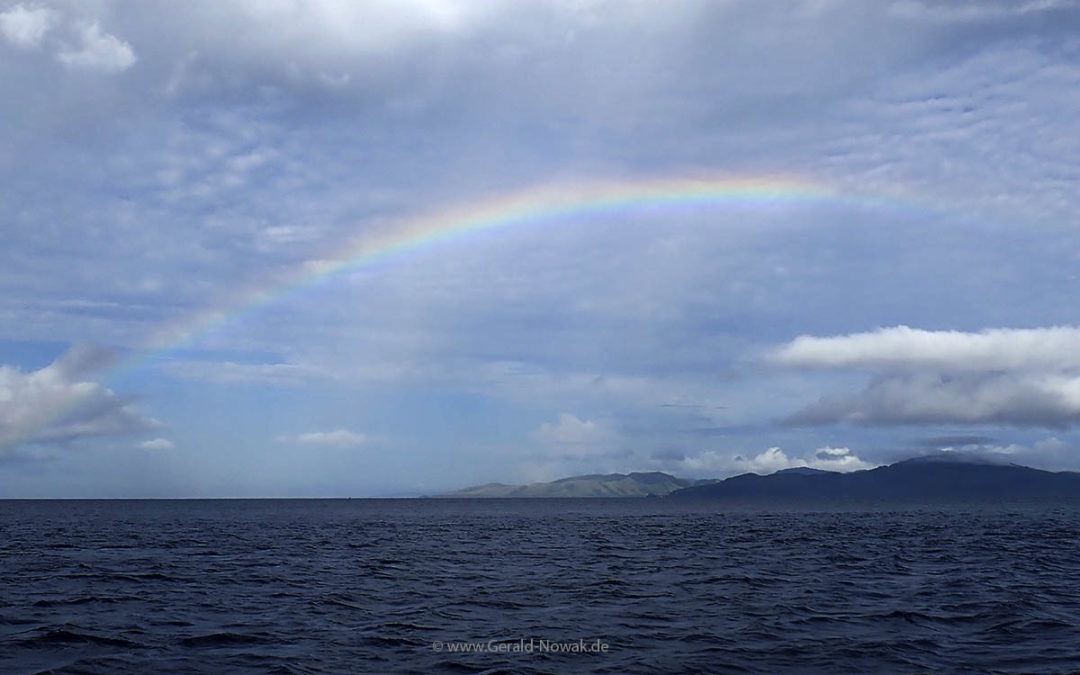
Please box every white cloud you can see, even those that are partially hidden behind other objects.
[235,0,477,50]
[771,326,1080,372]
[57,21,135,72]
[534,412,607,445]
[0,345,159,453]
[532,413,619,459]
[810,446,877,470]
[774,327,1080,428]
[277,429,367,448]
[735,447,798,474]
[0,4,56,49]
[139,437,174,450]
[679,445,876,476]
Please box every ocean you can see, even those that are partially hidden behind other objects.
[2,499,1078,673]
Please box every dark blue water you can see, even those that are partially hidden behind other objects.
[2,499,1079,674]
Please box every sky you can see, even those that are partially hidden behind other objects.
[1,0,1079,497]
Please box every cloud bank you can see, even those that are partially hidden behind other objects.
[772,325,1080,372]
[680,446,876,476]
[774,326,1080,427]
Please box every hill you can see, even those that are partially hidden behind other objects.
[669,455,1080,502]
[436,471,714,498]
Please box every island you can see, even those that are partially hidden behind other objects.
[436,455,1080,502]
[434,471,716,498]
[669,455,1080,502]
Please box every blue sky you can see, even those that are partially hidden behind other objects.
[1,0,1079,497]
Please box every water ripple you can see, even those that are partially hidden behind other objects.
[1,499,1078,673]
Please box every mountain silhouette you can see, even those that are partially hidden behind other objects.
[435,472,715,498]
[670,455,1080,502]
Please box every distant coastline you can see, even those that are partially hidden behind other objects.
[435,455,1080,501]
[431,471,716,498]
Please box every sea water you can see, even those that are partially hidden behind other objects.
[2,499,1078,673]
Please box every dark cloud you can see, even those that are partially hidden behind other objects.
[785,372,1080,429]
[916,435,997,448]
[650,447,686,461]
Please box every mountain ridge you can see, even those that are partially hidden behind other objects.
[670,456,1080,501]
[435,455,1080,501]
[434,471,715,498]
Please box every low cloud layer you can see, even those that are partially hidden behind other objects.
[679,446,876,476]
[773,326,1080,428]
[0,345,159,453]
[908,436,1075,471]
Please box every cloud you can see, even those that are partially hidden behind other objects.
[2,1,1080,493]
[774,327,1080,428]
[159,360,330,387]
[917,435,997,448]
[650,447,687,461]
[787,372,1080,427]
[0,6,135,72]
[889,0,1079,22]
[277,429,367,448]
[534,413,608,445]
[771,326,1080,372]
[1035,436,1069,454]
[679,445,876,476]
[225,0,479,53]
[0,345,159,453]
[0,4,56,48]
[909,435,1076,471]
[139,437,174,450]
[532,413,619,459]
[57,21,135,72]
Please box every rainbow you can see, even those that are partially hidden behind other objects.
[99,171,934,381]
[11,173,939,448]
